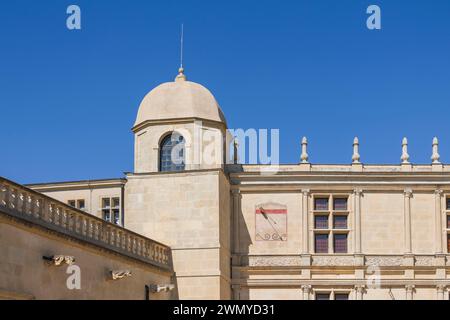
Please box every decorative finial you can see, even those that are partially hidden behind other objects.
[301,137,309,163]
[352,137,361,164]
[175,67,186,81]
[401,137,410,164]
[233,138,239,164]
[431,137,440,164]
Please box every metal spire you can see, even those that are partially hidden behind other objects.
[176,24,186,81]
[180,23,184,69]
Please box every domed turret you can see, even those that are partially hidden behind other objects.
[132,69,229,173]
[134,68,226,128]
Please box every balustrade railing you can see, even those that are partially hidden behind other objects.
[0,177,172,271]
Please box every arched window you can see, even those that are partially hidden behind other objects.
[159,132,185,172]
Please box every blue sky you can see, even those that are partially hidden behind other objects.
[1,0,450,183]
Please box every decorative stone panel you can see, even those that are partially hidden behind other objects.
[365,256,403,267]
[312,255,355,267]
[247,256,302,267]
[414,256,434,267]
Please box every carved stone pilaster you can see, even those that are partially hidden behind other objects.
[436,284,446,300]
[301,285,312,300]
[403,189,413,254]
[232,284,241,300]
[354,285,366,300]
[231,189,241,256]
[434,189,444,254]
[301,189,310,254]
[405,285,415,300]
[353,188,363,254]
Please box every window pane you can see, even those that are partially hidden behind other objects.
[335,293,349,300]
[333,198,348,210]
[314,215,328,229]
[333,215,348,229]
[160,133,185,172]
[315,293,330,300]
[315,234,329,253]
[77,199,85,209]
[102,198,110,208]
[112,197,120,208]
[447,215,450,229]
[447,197,450,210]
[334,234,348,253]
[448,234,450,253]
[102,209,111,222]
[68,200,76,207]
[113,209,120,225]
[314,198,329,211]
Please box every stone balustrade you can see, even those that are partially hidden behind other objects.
[0,177,172,271]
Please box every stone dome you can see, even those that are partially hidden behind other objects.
[134,69,226,127]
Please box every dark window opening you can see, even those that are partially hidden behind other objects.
[315,293,331,300]
[160,133,185,172]
[334,234,348,253]
[314,198,329,211]
[335,293,349,300]
[333,198,348,211]
[315,234,329,253]
[314,215,329,229]
[333,215,348,229]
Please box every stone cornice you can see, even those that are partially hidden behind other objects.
[25,178,126,192]
[234,279,450,288]
[231,184,450,194]
[231,164,450,174]
[127,168,226,179]
[132,117,227,133]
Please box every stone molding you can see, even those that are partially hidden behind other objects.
[243,255,446,268]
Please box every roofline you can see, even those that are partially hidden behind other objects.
[25,177,126,189]
[132,117,227,133]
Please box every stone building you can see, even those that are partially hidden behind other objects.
[3,68,450,300]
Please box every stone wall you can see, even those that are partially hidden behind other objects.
[125,169,231,300]
[0,216,173,300]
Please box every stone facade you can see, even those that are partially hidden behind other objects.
[230,166,450,300]
[12,70,450,300]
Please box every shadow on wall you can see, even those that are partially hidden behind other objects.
[229,164,252,300]
[143,252,178,300]
[235,203,252,300]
